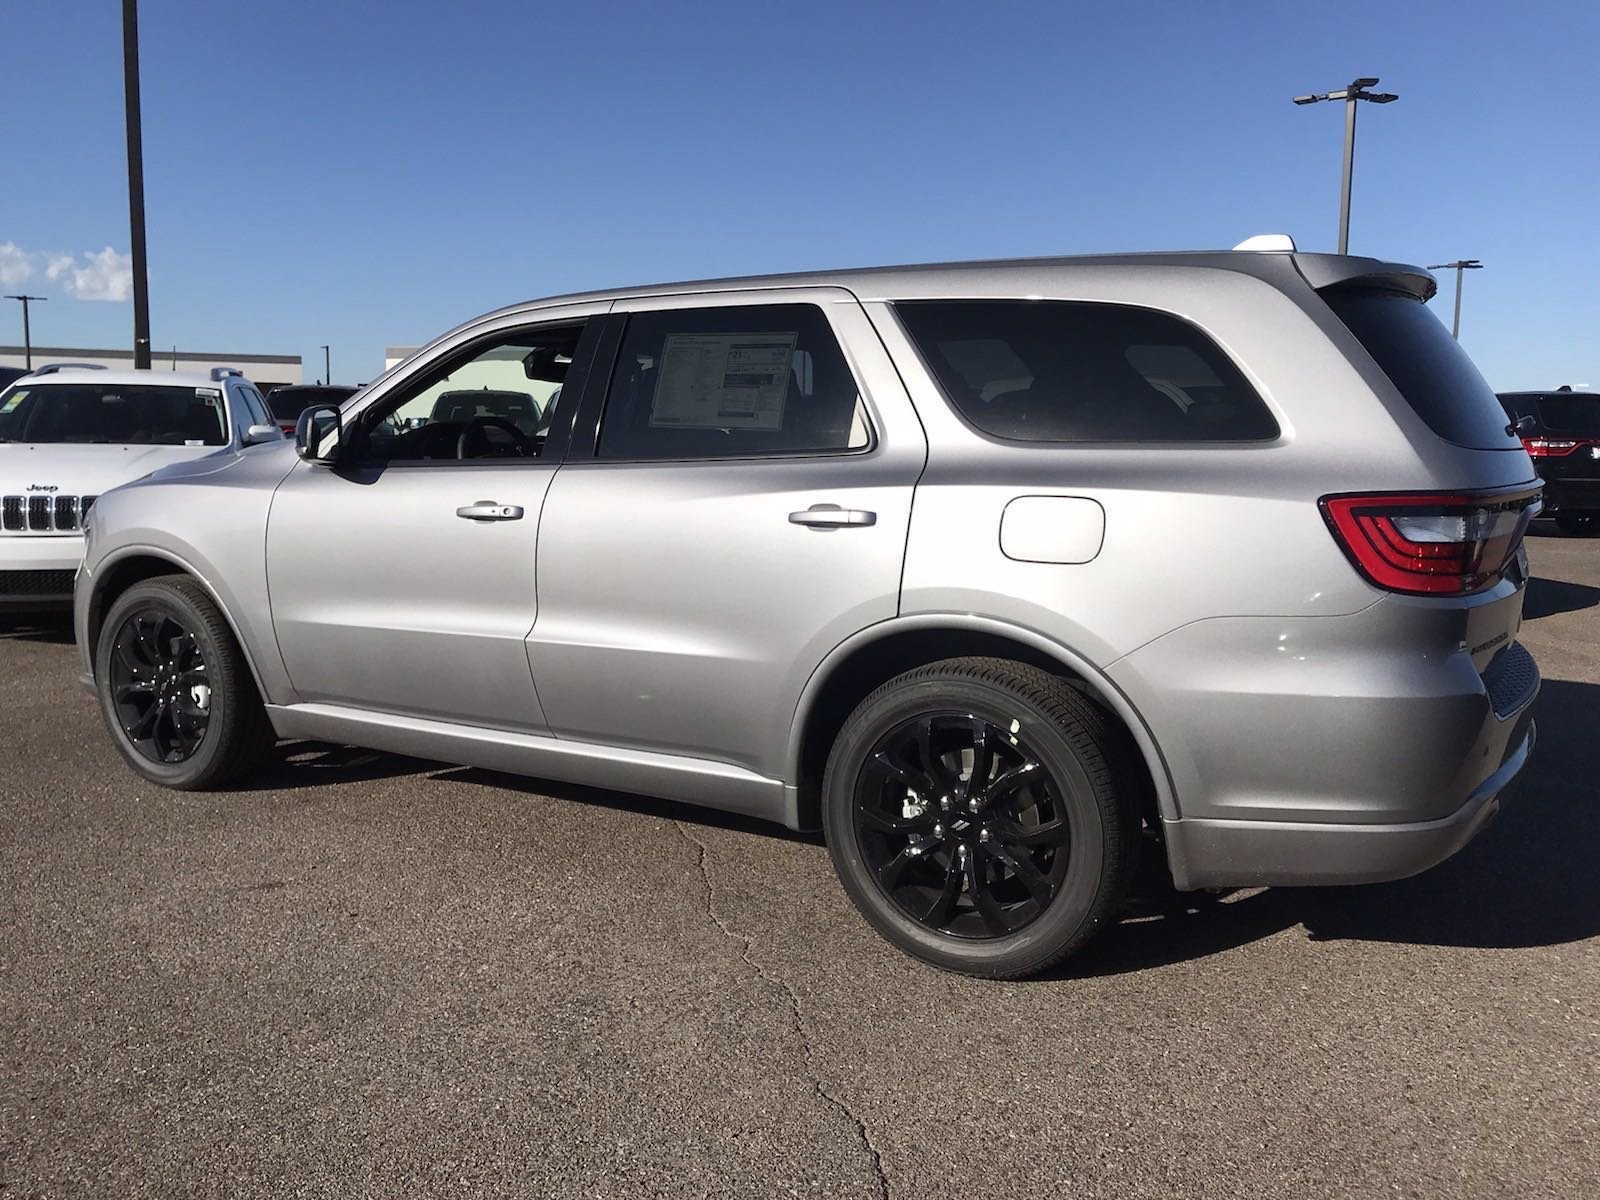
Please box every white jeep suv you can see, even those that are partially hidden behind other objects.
[0,365,281,607]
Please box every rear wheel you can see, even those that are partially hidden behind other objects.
[1555,511,1598,535]
[95,577,276,789]
[822,657,1139,978]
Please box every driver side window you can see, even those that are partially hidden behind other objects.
[355,321,586,464]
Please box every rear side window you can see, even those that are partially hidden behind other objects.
[597,304,870,460]
[1323,287,1516,451]
[894,300,1278,443]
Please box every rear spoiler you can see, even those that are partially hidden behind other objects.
[1292,253,1437,302]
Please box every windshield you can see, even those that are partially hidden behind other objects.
[1535,395,1600,435]
[0,382,229,445]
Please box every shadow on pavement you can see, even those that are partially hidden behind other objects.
[1522,575,1600,619]
[229,740,445,793]
[1063,677,1600,978]
[0,612,75,644]
[428,765,823,845]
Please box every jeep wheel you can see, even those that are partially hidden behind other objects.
[95,577,276,789]
[822,657,1139,979]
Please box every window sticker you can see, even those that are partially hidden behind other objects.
[0,390,26,413]
[649,332,798,431]
[196,387,221,406]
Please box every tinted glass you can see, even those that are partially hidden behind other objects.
[895,300,1277,443]
[1324,287,1516,451]
[1534,394,1600,435]
[267,386,357,421]
[0,383,228,445]
[597,304,870,460]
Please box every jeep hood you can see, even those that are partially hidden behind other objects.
[0,443,224,497]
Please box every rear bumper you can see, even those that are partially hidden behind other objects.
[1163,718,1535,889]
[1536,474,1600,511]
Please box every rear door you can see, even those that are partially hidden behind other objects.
[528,289,926,780]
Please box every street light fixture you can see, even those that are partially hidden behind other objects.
[1291,76,1400,254]
[4,294,46,369]
[1426,259,1483,339]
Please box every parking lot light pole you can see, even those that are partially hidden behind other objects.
[1292,77,1399,255]
[4,295,46,369]
[321,344,330,385]
[123,0,152,369]
[1426,260,1483,339]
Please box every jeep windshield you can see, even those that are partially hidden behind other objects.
[0,382,228,445]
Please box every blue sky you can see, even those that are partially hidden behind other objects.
[3,0,1595,388]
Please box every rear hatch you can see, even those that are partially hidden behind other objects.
[1312,272,1539,701]
[1526,392,1600,482]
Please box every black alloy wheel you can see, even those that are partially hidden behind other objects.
[822,657,1140,979]
[94,575,277,789]
[855,712,1071,938]
[107,608,212,763]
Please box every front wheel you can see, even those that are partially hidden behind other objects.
[94,576,277,789]
[1555,511,1598,535]
[821,657,1139,978]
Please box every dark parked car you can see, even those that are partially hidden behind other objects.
[1498,389,1600,533]
[265,384,359,435]
[0,366,29,393]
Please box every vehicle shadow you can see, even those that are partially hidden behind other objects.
[426,765,824,846]
[0,613,75,644]
[228,740,446,792]
[1522,575,1600,619]
[1060,677,1600,978]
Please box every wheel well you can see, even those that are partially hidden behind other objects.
[793,628,1161,832]
[86,555,188,656]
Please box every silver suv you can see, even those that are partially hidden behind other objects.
[74,243,1541,977]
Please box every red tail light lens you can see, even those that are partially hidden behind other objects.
[1522,437,1581,457]
[1320,490,1539,596]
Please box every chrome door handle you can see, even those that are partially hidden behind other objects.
[455,501,525,521]
[789,503,876,529]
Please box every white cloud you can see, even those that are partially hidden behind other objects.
[61,247,133,302]
[0,243,134,301]
[0,242,32,288]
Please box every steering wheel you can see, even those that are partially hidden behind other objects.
[456,415,533,460]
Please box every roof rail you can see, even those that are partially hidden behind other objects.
[1232,233,1297,253]
[209,366,245,381]
[27,362,109,376]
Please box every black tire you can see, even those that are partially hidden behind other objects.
[94,576,277,789]
[1555,511,1598,535]
[821,656,1140,979]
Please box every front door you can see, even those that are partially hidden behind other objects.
[529,290,927,777]
[266,310,604,732]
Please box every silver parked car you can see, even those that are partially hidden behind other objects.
[74,241,1541,977]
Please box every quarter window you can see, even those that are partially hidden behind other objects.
[596,304,871,460]
[896,300,1279,443]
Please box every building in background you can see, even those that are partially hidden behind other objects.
[0,345,302,391]
[384,345,419,372]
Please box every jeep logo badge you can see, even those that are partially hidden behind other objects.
[25,484,59,493]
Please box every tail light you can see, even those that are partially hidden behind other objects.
[1320,489,1539,596]
[1522,437,1582,458]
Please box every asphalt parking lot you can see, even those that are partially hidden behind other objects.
[2,532,1598,1199]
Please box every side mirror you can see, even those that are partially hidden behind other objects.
[295,404,342,464]
[244,423,283,446]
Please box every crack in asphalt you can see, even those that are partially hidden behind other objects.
[672,820,891,1200]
